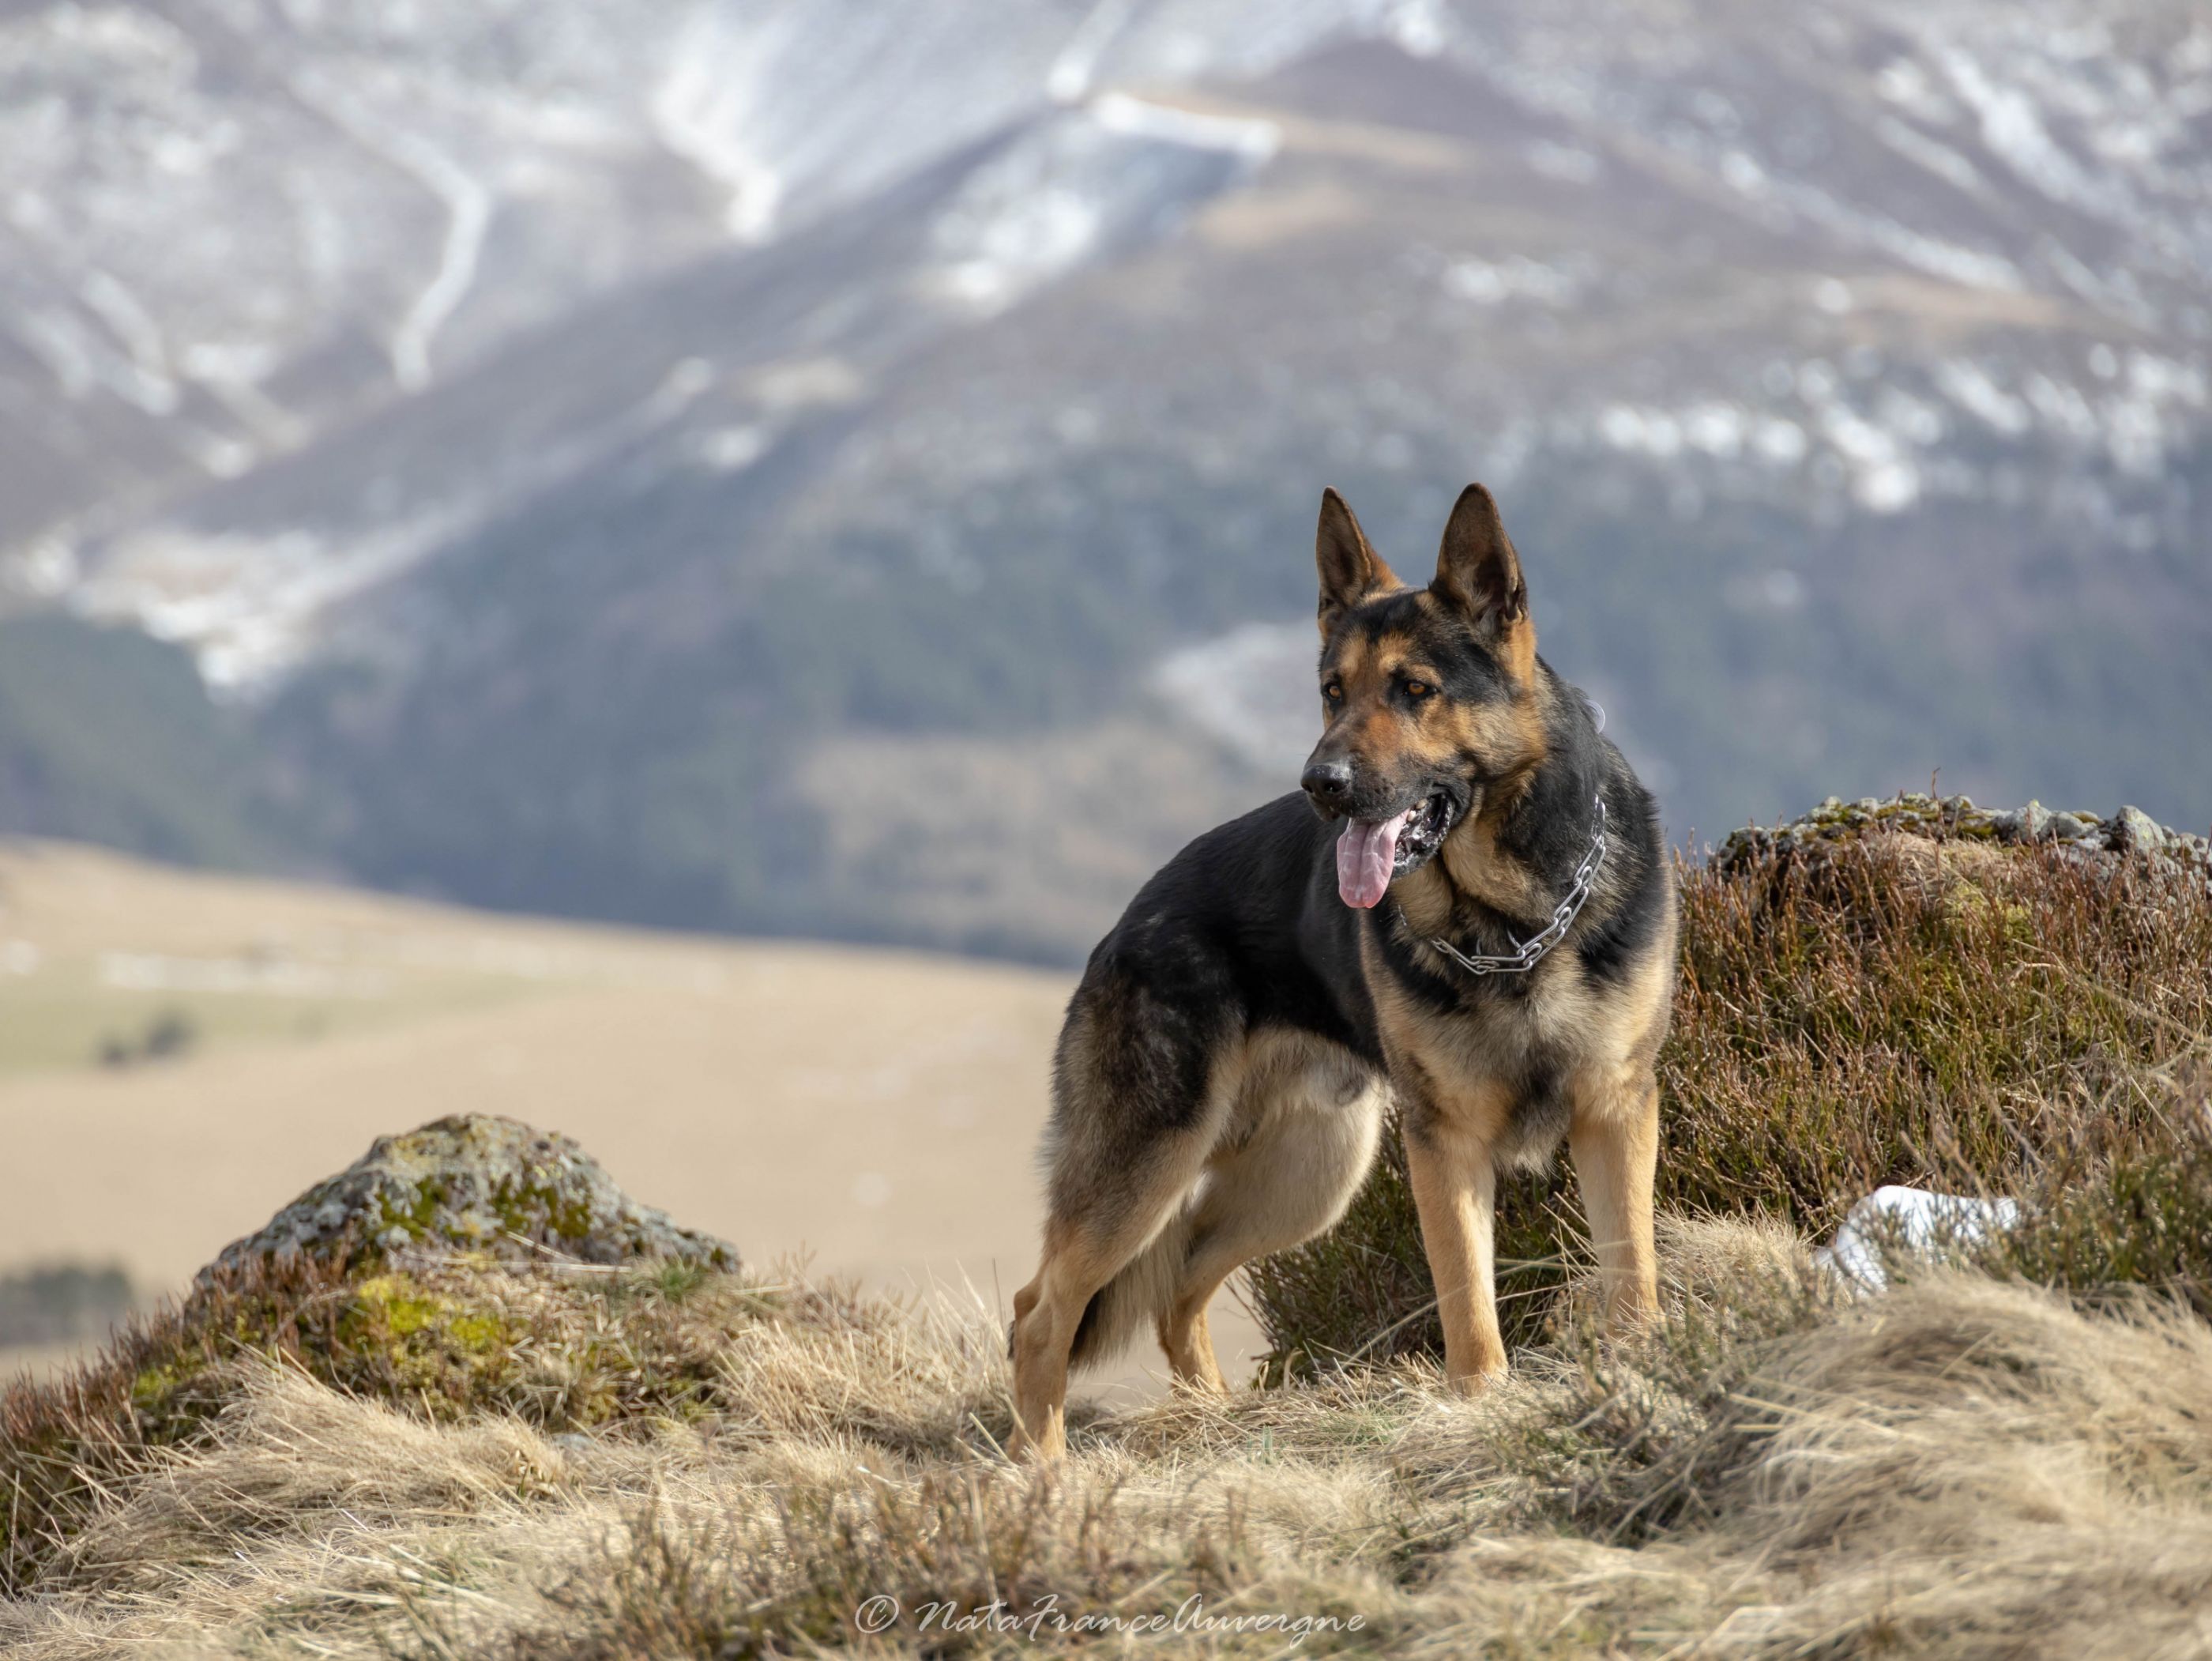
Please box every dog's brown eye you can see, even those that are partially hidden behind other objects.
[1323,682,1343,702]
[1405,680,1431,699]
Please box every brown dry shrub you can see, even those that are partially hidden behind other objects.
[1250,811,2212,1372]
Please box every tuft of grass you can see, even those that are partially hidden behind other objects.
[0,1252,791,1596]
[1249,799,2212,1373]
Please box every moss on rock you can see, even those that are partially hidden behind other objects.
[201,1114,737,1281]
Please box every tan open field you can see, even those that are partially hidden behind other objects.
[0,839,1264,1395]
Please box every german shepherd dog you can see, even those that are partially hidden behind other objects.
[1007,484,1676,1459]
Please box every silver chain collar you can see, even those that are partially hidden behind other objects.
[1417,792,1608,977]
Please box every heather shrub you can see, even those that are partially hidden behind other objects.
[1248,797,2212,1374]
[1976,1061,2212,1316]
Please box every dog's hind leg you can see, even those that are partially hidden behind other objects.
[1010,1130,1217,1458]
[1159,1046,1386,1391]
[1009,999,1236,1459]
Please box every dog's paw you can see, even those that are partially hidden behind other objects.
[1006,1406,1070,1463]
[1007,1427,1067,1463]
[1444,1362,1510,1398]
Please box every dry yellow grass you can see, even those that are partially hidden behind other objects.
[6,1220,2212,1658]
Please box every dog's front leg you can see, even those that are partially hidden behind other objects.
[1401,1103,1509,1390]
[1567,1074,1661,1333]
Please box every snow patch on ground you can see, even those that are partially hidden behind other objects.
[1046,0,1141,104]
[1089,91,1281,162]
[71,514,476,692]
[925,94,1276,318]
[653,8,784,239]
[288,64,495,392]
[1817,1185,2022,1292]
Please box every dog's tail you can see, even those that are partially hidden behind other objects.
[1066,1211,1194,1375]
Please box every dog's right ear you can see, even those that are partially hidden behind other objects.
[1315,488,1398,635]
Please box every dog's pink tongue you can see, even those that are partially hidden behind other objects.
[1336,809,1414,909]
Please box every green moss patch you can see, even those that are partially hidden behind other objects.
[0,1253,788,1596]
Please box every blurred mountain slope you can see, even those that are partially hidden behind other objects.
[4,0,2209,959]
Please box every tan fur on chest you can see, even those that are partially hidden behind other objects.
[1392,813,1557,938]
[1361,888,1676,1149]
[1366,936,1585,1091]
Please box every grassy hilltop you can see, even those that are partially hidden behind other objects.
[4,798,2211,1658]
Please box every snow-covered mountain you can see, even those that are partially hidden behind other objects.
[5,0,2210,958]
[0,0,1371,601]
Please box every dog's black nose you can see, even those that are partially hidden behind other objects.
[1303,759,1353,802]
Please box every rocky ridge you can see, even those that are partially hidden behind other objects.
[1717,793,2212,886]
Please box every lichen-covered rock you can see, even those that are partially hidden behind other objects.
[1716,793,2210,888]
[201,1115,736,1283]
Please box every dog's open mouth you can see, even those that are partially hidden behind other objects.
[1335,790,1456,909]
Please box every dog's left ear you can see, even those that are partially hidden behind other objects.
[1431,483,1529,642]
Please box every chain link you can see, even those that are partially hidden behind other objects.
[1420,793,1608,977]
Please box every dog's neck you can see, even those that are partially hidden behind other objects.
[1392,667,1602,939]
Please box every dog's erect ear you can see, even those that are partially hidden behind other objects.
[1316,488,1398,634]
[1431,483,1529,641]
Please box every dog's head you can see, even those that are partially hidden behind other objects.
[1303,483,1546,909]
